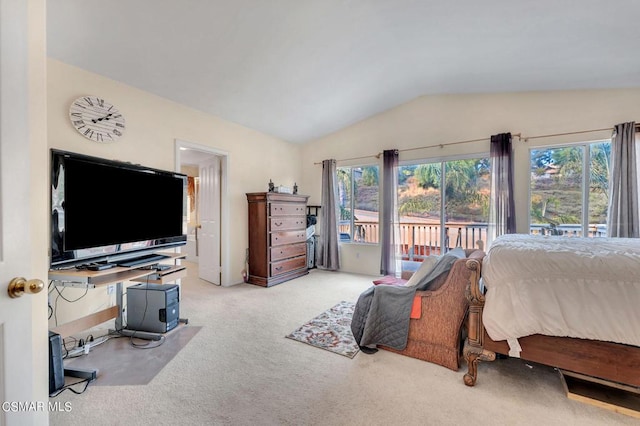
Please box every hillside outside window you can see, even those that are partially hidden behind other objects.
[397,156,490,260]
[529,140,611,237]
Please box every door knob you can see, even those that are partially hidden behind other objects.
[8,277,45,298]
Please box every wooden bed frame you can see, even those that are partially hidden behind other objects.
[462,257,640,389]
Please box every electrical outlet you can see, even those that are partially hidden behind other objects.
[107,285,115,295]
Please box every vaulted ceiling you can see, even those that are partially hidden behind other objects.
[47,1,640,143]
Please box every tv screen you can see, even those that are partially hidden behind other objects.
[51,149,187,268]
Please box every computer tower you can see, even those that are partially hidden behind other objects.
[126,283,180,333]
[49,331,64,395]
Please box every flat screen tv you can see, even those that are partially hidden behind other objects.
[50,149,187,268]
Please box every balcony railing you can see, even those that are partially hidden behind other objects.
[529,223,608,238]
[340,220,608,261]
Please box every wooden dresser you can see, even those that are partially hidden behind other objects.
[246,192,309,287]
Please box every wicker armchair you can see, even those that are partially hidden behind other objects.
[381,249,485,371]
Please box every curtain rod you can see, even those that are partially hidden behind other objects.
[313,122,639,165]
[313,133,522,165]
[522,127,610,142]
[313,154,378,165]
[522,122,639,142]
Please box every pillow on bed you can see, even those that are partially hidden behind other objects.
[404,256,440,287]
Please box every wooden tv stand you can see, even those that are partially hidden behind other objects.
[48,252,187,341]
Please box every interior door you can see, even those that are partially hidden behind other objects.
[198,157,222,285]
[0,147,45,426]
[0,0,48,424]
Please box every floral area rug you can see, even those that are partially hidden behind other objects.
[285,301,359,358]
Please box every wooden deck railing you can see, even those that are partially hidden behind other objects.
[339,220,608,261]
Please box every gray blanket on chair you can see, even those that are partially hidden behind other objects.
[350,252,463,350]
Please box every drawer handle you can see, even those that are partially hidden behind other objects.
[275,266,283,271]
[274,222,282,226]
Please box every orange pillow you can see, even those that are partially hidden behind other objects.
[410,296,422,319]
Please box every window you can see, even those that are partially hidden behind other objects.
[529,141,610,237]
[397,156,490,259]
[337,165,379,243]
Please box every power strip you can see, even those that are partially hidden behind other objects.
[66,335,109,358]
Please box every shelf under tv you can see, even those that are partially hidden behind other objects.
[49,252,186,287]
[48,252,186,339]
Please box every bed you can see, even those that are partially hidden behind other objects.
[463,234,640,388]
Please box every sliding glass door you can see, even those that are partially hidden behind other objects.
[397,156,490,261]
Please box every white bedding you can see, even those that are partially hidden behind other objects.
[482,234,640,354]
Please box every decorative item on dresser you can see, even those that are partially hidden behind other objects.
[246,192,309,287]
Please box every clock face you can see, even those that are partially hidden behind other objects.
[69,96,125,143]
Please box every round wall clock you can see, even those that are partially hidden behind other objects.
[69,96,126,143]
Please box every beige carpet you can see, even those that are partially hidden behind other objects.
[50,262,636,425]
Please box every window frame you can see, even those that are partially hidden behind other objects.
[528,139,611,237]
[337,163,380,245]
[398,151,491,253]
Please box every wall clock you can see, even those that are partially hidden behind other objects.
[69,96,126,143]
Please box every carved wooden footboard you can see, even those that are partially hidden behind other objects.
[461,256,640,388]
[462,257,495,386]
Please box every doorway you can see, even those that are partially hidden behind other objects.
[175,140,229,286]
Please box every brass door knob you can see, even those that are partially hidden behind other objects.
[8,277,45,298]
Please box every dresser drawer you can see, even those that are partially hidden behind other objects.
[271,255,306,277]
[271,230,306,246]
[270,242,306,262]
[270,203,306,216]
[270,216,306,231]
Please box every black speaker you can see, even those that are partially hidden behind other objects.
[49,331,64,395]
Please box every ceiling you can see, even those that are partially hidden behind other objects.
[47,1,640,144]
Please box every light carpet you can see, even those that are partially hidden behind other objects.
[50,264,637,425]
[286,300,359,358]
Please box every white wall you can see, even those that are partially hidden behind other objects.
[301,89,640,275]
[47,59,303,325]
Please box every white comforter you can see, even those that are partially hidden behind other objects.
[482,234,640,354]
